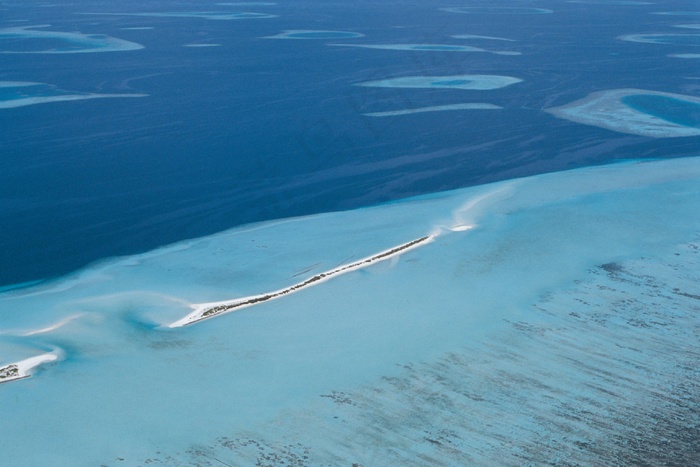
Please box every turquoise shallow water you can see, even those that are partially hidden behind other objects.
[623,94,700,128]
[1,157,699,464]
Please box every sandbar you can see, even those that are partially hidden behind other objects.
[545,88,700,137]
[330,43,520,55]
[0,25,143,53]
[364,103,502,117]
[354,74,523,91]
[170,235,435,327]
[0,353,58,384]
[265,30,364,39]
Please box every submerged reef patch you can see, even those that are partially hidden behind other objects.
[264,30,364,39]
[441,6,553,14]
[451,34,516,41]
[363,103,502,117]
[545,88,700,137]
[619,33,700,46]
[355,74,523,90]
[0,81,147,109]
[330,43,520,55]
[0,25,143,53]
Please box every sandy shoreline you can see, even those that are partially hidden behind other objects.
[0,353,58,384]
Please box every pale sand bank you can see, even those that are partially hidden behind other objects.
[364,103,502,117]
[355,74,523,90]
[330,43,521,55]
[0,92,148,109]
[265,30,364,39]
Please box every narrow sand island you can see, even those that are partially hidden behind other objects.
[170,235,434,327]
[0,353,58,384]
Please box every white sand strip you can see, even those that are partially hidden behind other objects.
[22,313,85,336]
[0,352,58,384]
[170,235,435,327]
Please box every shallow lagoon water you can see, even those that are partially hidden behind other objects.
[1,157,700,464]
[622,94,700,127]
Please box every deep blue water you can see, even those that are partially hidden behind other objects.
[1,0,699,286]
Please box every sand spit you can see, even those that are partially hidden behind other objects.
[0,353,58,384]
[170,235,434,327]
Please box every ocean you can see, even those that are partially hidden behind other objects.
[1,0,699,464]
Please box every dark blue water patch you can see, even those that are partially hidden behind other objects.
[622,94,700,128]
